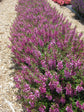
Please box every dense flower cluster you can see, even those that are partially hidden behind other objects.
[72,0,84,17]
[9,0,84,111]
[52,0,71,5]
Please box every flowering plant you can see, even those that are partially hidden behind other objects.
[52,0,71,5]
[72,0,84,17]
[9,0,84,111]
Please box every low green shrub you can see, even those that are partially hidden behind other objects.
[72,0,84,17]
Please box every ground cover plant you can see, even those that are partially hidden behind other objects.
[72,0,84,17]
[9,0,84,111]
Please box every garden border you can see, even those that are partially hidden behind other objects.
[47,0,84,40]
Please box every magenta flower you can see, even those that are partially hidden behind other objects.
[39,107,45,112]
[28,95,35,100]
[76,85,84,92]
[15,83,21,89]
[17,95,21,100]
[49,108,59,112]
[64,70,71,78]
[39,105,46,112]
[45,71,53,79]
[81,103,84,110]
[66,105,73,112]
[26,108,31,112]
[14,75,20,83]
[80,80,84,85]
[49,104,59,112]
[56,86,62,93]
[60,97,66,104]
[23,95,29,99]
[66,62,71,69]
[29,101,35,108]
[75,59,81,68]
[54,108,59,112]
[48,81,54,90]
[65,84,73,96]
[23,84,30,92]
[35,90,40,98]
[76,101,82,109]
[57,61,63,70]
[39,86,46,94]
[53,81,59,88]
[41,60,47,68]
[54,72,59,80]
[46,94,52,101]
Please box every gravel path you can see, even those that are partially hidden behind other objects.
[0,0,84,112]
[0,0,22,112]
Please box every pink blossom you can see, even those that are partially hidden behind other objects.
[15,83,20,89]
[56,86,62,93]
[39,105,46,112]
[45,71,53,79]
[23,84,30,92]
[26,108,31,112]
[76,101,82,109]
[49,104,59,112]
[53,81,59,88]
[14,75,21,83]
[65,84,73,95]
[48,81,54,90]
[64,70,71,78]
[35,90,40,98]
[17,95,21,100]
[66,104,73,112]
[48,59,53,69]
[76,85,84,92]
[80,80,84,86]
[81,103,84,110]
[60,97,66,104]
[57,61,63,70]
[41,60,47,68]
[29,101,34,108]
[28,95,35,100]
[39,87,46,94]
[46,94,52,101]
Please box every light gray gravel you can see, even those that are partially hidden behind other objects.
[0,0,23,111]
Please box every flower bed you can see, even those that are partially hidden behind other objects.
[52,0,71,5]
[9,0,84,111]
[72,0,84,17]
